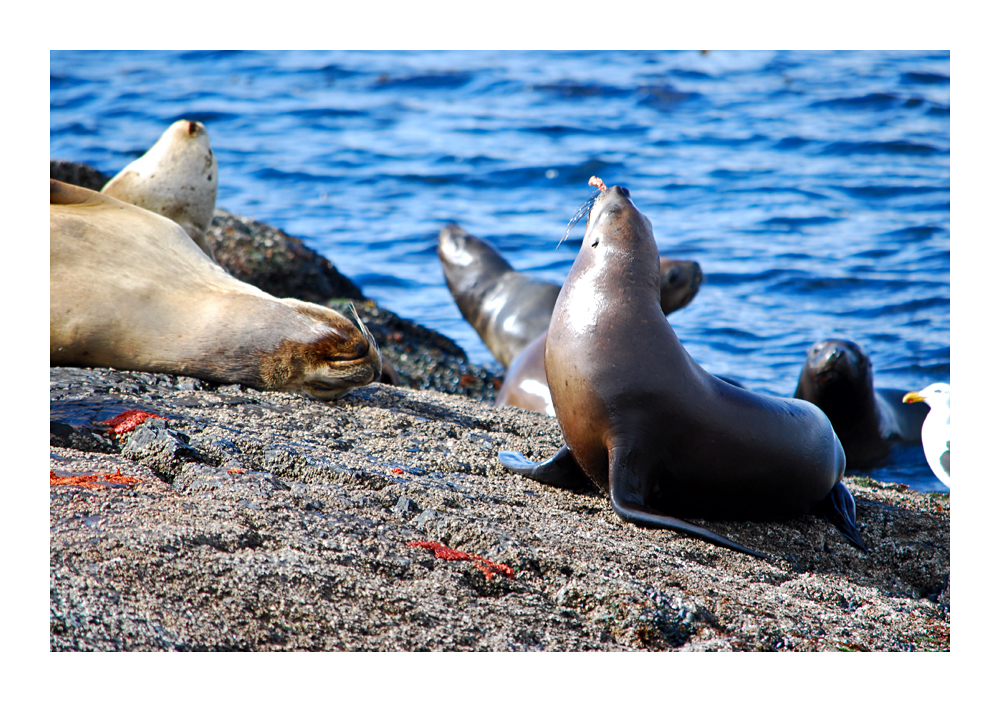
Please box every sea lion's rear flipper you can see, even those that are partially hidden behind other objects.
[498,445,591,490]
[607,446,768,560]
[814,482,867,552]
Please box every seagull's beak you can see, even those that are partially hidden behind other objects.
[902,391,925,404]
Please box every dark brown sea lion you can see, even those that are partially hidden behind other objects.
[495,257,704,415]
[438,223,703,369]
[794,339,928,468]
[50,179,381,400]
[499,184,864,558]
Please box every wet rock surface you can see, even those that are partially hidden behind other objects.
[50,367,949,651]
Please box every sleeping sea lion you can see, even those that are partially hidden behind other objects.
[495,256,704,415]
[50,179,381,400]
[499,183,864,558]
[102,119,219,261]
[794,339,928,468]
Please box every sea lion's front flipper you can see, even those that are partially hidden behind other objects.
[813,482,867,552]
[498,445,591,489]
[607,446,768,560]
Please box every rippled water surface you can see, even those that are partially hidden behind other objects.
[50,50,950,491]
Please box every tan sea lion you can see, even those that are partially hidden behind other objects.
[495,257,704,415]
[50,179,381,400]
[794,339,928,468]
[499,183,864,558]
[102,119,219,261]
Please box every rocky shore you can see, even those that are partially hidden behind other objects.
[49,162,949,651]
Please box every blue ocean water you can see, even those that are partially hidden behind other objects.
[49,50,950,492]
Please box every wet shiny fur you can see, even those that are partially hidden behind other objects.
[496,257,703,415]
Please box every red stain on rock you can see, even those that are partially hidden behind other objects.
[103,409,165,435]
[50,467,142,490]
[407,540,514,580]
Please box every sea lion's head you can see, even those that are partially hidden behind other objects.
[796,338,875,403]
[437,223,513,301]
[659,258,703,314]
[101,119,218,258]
[582,184,657,259]
[262,301,383,400]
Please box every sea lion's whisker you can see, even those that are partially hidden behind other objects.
[559,188,601,248]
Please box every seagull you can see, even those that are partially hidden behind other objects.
[902,383,950,488]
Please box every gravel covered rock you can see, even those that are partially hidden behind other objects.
[49,159,949,651]
[50,367,950,651]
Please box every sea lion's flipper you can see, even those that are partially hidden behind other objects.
[498,445,591,489]
[607,446,768,560]
[814,482,867,552]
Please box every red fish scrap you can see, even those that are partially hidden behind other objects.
[103,409,165,435]
[391,468,404,475]
[588,175,607,192]
[50,467,142,490]
[407,540,514,580]
[226,468,245,474]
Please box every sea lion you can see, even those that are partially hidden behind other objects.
[102,119,219,261]
[794,339,928,468]
[499,183,864,558]
[438,223,560,369]
[438,223,703,369]
[50,179,381,400]
[495,257,704,415]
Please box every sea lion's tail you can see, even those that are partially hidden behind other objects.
[815,482,868,552]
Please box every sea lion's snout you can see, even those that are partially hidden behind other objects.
[806,339,868,386]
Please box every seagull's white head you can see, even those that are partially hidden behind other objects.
[903,382,950,413]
